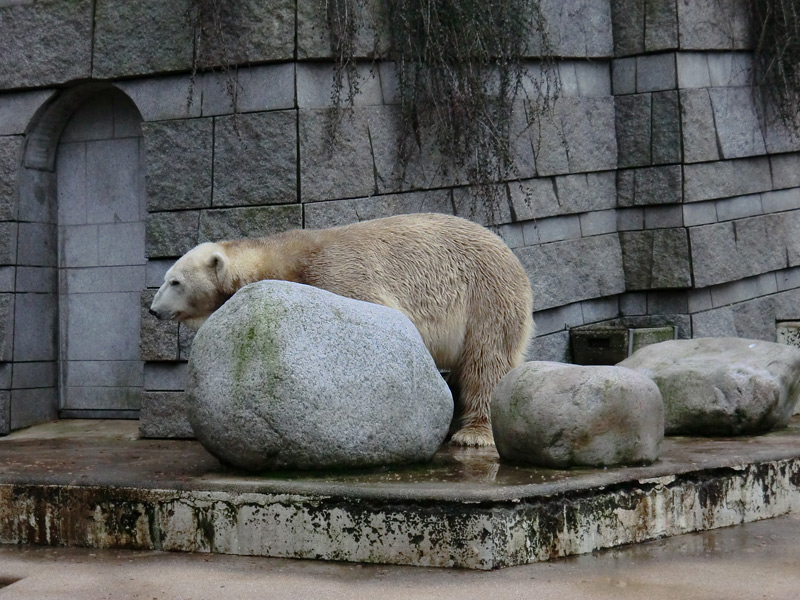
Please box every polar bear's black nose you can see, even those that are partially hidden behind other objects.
[149,308,159,318]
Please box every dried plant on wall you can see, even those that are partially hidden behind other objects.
[750,0,800,130]
[326,0,560,205]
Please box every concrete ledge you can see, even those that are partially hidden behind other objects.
[0,419,798,569]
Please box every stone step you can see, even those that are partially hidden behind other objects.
[0,419,798,570]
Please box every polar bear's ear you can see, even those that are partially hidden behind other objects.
[208,251,233,293]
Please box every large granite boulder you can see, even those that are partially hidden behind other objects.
[491,362,664,468]
[187,280,453,471]
[619,338,800,436]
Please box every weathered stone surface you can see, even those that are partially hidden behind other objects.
[304,190,452,229]
[197,205,302,242]
[0,294,14,362]
[677,0,751,50]
[615,94,651,168]
[709,88,766,159]
[297,0,390,59]
[612,57,636,95]
[683,158,772,203]
[492,361,663,467]
[297,64,383,109]
[299,109,376,202]
[561,98,617,173]
[610,0,645,56]
[515,234,625,311]
[772,153,800,191]
[645,0,678,51]
[140,290,178,361]
[187,280,453,471]
[145,211,199,258]
[690,215,787,288]
[618,165,682,207]
[0,136,21,221]
[680,89,720,163]
[368,106,462,192]
[620,338,800,435]
[691,306,736,338]
[116,76,199,122]
[0,90,54,136]
[651,91,681,164]
[142,119,212,211]
[0,222,17,265]
[621,229,692,290]
[178,324,195,361]
[139,391,193,439]
[93,0,193,79]
[0,390,7,435]
[0,0,92,88]
[213,111,297,206]
[538,0,613,57]
[527,331,570,363]
[452,186,512,227]
[676,52,712,88]
[785,211,800,267]
[636,53,676,93]
[193,0,295,67]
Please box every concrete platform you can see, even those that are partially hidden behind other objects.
[0,419,798,570]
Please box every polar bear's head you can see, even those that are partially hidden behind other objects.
[149,242,235,330]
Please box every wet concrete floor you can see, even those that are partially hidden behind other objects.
[0,512,797,599]
[1,418,799,503]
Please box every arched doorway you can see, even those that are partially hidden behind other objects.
[13,84,146,428]
[55,89,146,418]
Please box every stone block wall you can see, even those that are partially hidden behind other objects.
[0,0,799,435]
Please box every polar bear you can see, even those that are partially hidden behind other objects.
[149,213,534,446]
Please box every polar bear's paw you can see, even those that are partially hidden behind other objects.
[450,426,495,447]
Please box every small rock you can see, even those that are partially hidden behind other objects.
[491,361,664,468]
[187,280,453,471]
[619,338,800,436]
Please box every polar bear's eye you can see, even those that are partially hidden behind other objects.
[170,280,180,287]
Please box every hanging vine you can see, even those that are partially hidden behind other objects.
[750,0,800,131]
[326,0,559,202]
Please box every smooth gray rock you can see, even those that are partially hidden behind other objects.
[491,361,663,468]
[187,280,453,471]
[619,338,800,436]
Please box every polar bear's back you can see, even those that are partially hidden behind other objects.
[304,213,534,369]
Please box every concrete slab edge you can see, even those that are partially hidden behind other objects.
[0,458,798,570]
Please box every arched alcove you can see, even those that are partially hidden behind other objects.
[14,84,146,429]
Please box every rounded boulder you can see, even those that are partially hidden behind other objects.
[491,361,664,468]
[619,337,800,436]
[187,280,453,471]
